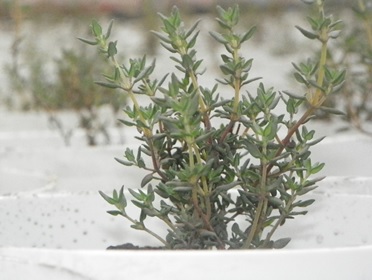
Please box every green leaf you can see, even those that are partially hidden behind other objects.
[95,81,121,89]
[297,185,318,196]
[129,189,143,201]
[134,67,151,83]
[231,223,245,237]
[328,30,342,39]
[181,54,194,70]
[195,130,214,142]
[131,222,145,230]
[187,31,199,49]
[311,162,325,174]
[324,66,333,81]
[273,237,291,249]
[294,72,308,85]
[240,26,256,43]
[282,90,306,100]
[99,190,116,205]
[118,186,127,208]
[131,199,146,210]
[307,136,325,146]
[113,189,119,200]
[220,65,235,75]
[77,37,97,46]
[125,148,136,162]
[332,69,346,86]
[105,19,114,39]
[209,31,228,44]
[285,98,297,114]
[141,174,154,188]
[263,121,277,140]
[136,147,142,163]
[318,106,345,116]
[241,76,262,87]
[160,42,177,53]
[215,181,241,192]
[245,142,262,159]
[91,20,103,37]
[107,210,123,216]
[295,26,319,40]
[185,19,201,38]
[266,178,282,192]
[329,20,343,29]
[118,119,136,127]
[115,157,134,166]
[267,196,283,207]
[289,210,308,216]
[139,205,153,218]
[294,199,315,207]
[151,31,172,43]
[291,62,303,74]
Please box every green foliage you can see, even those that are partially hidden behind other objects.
[82,2,344,249]
[4,42,125,146]
[293,0,345,111]
[319,0,372,133]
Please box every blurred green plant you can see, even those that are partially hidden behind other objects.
[51,48,125,145]
[4,43,125,145]
[3,0,125,145]
[336,0,372,134]
[301,0,371,134]
[81,0,344,249]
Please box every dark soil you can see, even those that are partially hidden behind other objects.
[107,243,165,250]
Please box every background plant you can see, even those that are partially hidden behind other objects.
[301,0,371,133]
[2,0,127,146]
[82,0,344,249]
[336,0,372,134]
[4,42,126,146]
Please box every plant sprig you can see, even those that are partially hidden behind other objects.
[81,1,344,249]
[313,0,372,134]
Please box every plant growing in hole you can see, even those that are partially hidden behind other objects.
[325,0,371,134]
[4,42,126,146]
[3,1,126,146]
[80,0,344,249]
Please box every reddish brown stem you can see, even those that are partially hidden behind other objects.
[267,107,316,174]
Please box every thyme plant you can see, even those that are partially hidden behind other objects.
[331,0,371,134]
[4,10,125,146]
[81,0,344,249]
